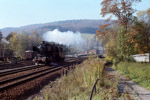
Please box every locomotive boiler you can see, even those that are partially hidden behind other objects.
[32,41,65,65]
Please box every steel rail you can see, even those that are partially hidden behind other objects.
[0,57,81,77]
[0,66,61,91]
[0,59,82,92]
[0,65,43,77]
[0,61,33,66]
[0,66,56,86]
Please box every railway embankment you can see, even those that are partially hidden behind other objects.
[31,57,131,100]
[0,57,84,100]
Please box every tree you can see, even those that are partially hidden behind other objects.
[6,32,14,41]
[105,36,117,60]
[9,32,32,59]
[96,24,119,60]
[0,31,3,58]
[117,27,128,60]
[101,0,141,31]
[0,31,2,43]
[18,32,29,58]
[96,0,142,61]
[0,32,16,58]
[29,31,41,49]
[127,20,150,54]
[137,8,150,22]
[9,33,20,57]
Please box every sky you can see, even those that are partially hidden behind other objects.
[0,0,149,29]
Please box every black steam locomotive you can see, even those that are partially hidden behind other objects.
[32,41,65,65]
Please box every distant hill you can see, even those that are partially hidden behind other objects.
[1,19,111,37]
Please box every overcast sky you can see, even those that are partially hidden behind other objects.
[0,0,149,29]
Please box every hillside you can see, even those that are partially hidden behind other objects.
[1,19,110,37]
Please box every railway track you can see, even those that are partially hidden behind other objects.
[0,65,61,91]
[0,57,84,92]
[0,60,34,70]
[0,65,43,77]
[0,60,31,66]
[0,57,81,77]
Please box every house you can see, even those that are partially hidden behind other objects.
[132,53,150,62]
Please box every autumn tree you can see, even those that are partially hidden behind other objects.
[137,8,150,22]
[96,24,119,60]
[123,9,150,55]
[101,0,141,30]
[96,0,142,61]
[127,20,150,54]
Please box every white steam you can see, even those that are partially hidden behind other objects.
[2,38,9,44]
[43,29,85,46]
[42,29,86,52]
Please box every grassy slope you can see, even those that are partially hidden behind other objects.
[33,57,124,100]
[115,62,150,90]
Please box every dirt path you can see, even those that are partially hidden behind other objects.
[105,67,150,100]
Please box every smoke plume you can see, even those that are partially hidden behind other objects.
[2,38,9,44]
[42,29,86,52]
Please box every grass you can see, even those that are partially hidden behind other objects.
[115,62,150,90]
[33,57,129,100]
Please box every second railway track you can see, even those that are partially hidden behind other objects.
[0,65,43,77]
[0,57,85,92]
[0,60,34,70]
[0,65,61,91]
[0,57,81,77]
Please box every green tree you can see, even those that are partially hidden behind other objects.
[9,33,19,57]
[18,32,29,58]
[6,32,14,41]
[105,37,117,60]
[29,31,41,48]
[117,27,128,60]
[9,32,30,59]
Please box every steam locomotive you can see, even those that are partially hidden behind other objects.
[32,41,65,65]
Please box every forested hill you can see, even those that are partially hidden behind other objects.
[1,19,110,37]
